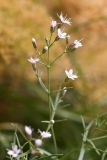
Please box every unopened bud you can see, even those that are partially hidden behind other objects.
[50,20,57,33]
[25,126,33,138]
[32,38,37,49]
[42,46,48,54]
[35,139,42,147]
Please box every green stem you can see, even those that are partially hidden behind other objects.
[47,109,56,131]
[47,86,61,131]
[47,33,52,118]
[51,126,58,154]
[47,32,58,156]
[101,149,107,160]
[91,135,107,141]
[51,51,66,66]
[78,121,93,160]
[10,157,13,160]
[78,142,85,160]
[48,39,56,49]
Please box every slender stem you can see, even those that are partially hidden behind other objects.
[51,51,65,66]
[101,149,107,160]
[48,39,56,49]
[47,86,61,131]
[36,69,48,93]
[47,109,55,131]
[78,142,85,160]
[47,33,52,118]
[78,121,93,160]
[10,157,13,160]
[51,126,58,154]
[47,32,58,156]
[91,135,107,141]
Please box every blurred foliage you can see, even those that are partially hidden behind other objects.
[1,0,107,159]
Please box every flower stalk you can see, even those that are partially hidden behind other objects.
[78,120,94,160]
[7,12,84,160]
[47,32,58,155]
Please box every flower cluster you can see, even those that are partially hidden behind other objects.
[7,126,51,158]
[28,13,83,68]
[26,13,81,155]
[24,126,51,146]
[7,12,82,160]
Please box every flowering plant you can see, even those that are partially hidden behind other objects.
[6,13,83,160]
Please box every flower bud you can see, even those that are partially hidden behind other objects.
[25,126,33,138]
[42,46,48,54]
[32,38,37,49]
[35,139,42,147]
[50,20,57,33]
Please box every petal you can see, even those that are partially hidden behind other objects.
[12,144,18,151]
[17,149,21,154]
[62,33,67,36]
[73,75,78,79]
[69,69,73,74]
[7,150,14,156]
[65,70,69,76]
[13,153,18,158]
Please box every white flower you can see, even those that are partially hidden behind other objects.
[35,139,42,146]
[51,20,57,32]
[28,57,40,64]
[32,38,37,49]
[57,28,70,39]
[25,126,33,136]
[65,69,78,80]
[7,144,21,158]
[58,13,71,25]
[73,40,83,48]
[38,130,51,138]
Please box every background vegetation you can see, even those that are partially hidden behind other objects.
[0,0,107,159]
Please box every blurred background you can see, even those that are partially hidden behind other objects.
[0,0,107,159]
